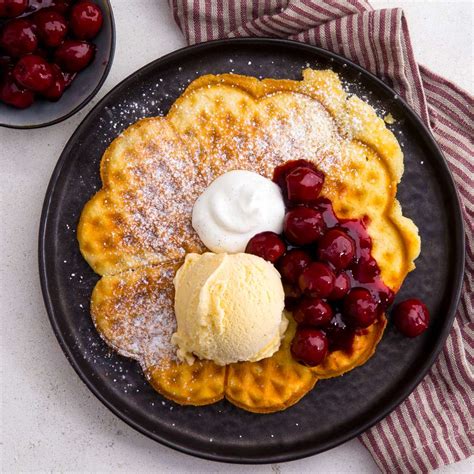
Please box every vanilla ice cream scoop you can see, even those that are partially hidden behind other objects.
[192,170,285,253]
[172,252,288,365]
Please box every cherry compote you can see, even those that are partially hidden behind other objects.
[266,159,427,366]
[0,0,103,108]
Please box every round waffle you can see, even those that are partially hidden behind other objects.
[81,69,420,412]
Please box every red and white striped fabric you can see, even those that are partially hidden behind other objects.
[169,1,473,472]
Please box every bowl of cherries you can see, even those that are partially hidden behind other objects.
[0,0,114,128]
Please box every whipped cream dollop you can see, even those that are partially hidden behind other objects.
[192,170,285,253]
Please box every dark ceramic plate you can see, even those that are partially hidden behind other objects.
[0,0,115,129]
[39,39,464,463]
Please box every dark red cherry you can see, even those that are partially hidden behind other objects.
[328,272,351,300]
[294,297,333,327]
[291,328,328,366]
[343,287,378,328]
[318,228,356,270]
[245,231,286,263]
[352,254,380,283]
[286,166,324,204]
[273,159,319,191]
[0,0,27,18]
[283,207,326,245]
[41,63,65,101]
[0,19,38,57]
[299,262,335,298]
[54,40,95,72]
[70,1,103,40]
[277,249,312,284]
[13,55,53,92]
[0,71,34,108]
[34,9,68,48]
[393,299,430,337]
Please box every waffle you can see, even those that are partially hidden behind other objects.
[80,69,420,413]
[226,317,317,413]
[78,118,206,276]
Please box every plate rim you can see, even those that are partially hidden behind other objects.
[0,0,116,130]
[38,37,465,464]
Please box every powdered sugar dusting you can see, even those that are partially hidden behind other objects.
[95,265,178,370]
[124,130,206,261]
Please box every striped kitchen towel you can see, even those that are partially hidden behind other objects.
[169,1,474,472]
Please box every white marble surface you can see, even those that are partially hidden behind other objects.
[1,1,472,472]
